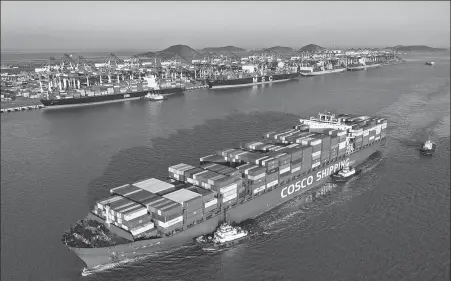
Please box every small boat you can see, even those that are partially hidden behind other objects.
[419,138,436,155]
[425,62,435,66]
[212,222,248,248]
[331,164,360,182]
[144,93,166,101]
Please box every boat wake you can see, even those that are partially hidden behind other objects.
[81,255,151,276]
[257,154,384,235]
[81,244,198,276]
[202,247,223,252]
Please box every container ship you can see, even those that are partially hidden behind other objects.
[207,71,299,89]
[300,67,347,76]
[299,60,347,76]
[346,56,381,71]
[63,112,387,270]
[40,75,184,109]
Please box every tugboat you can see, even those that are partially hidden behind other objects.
[419,137,436,155]
[144,93,166,101]
[195,222,249,248]
[212,222,248,248]
[331,163,360,182]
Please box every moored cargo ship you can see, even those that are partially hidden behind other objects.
[207,72,300,89]
[63,111,388,270]
[300,67,347,76]
[40,75,184,109]
[346,62,381,71]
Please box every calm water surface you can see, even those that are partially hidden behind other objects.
[1,53,450,281]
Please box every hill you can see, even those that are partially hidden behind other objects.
[388,45,448,52]
[137,44,202,63]
[200,46,245,53]
[260,46,295,55]
[298,44,326,53]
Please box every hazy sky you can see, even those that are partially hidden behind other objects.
[1,1,449,51]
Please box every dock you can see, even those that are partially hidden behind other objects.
[0,104,45,113]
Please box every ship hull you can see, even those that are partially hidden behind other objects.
[207,73,300,89]
[347,63,381,71]
[300,68,347,76]
[40,88,184,109]
[69,141,382,269]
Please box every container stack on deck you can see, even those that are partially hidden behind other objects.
[90,115,388,240]
[163,188,203,226]
[94,190,154,239]
[168,163,242,209]
[185,185,218,216]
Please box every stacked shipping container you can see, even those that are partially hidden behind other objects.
[185,186,218,215]
[168,163,195,182]
[95,195,154,238]
[163,189,203,226]
[142,195,183,234]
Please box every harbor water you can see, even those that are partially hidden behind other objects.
[1,53,449,281]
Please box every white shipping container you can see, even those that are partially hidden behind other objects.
[201,182,212,189]
[131,222,155,236]
[375,128,381,134]
[253,185,266,194]
[369,136,375,141]
[300,137,313,145]
[334,130,347,137]
[312,162,320,169]
[163,188,201,206]
[220,183,238,194]
[286,144,299,148]
[187,178,201,186]
[124,208,148,221]
[234,151,248,159]
[255,156,269,165]
[133,178,174,194]
[244,166,259,175]
[220,148,235,157]
[261,157,276,167]
[222,189,237,198]
[279,166,291,174]
[280,133,295,141]
[193,170,209,180]
[363,130,369,136]
[247,173,265,181]
[312,151,321,158]
[205,198,218,208]
[338,142,347,149]
[375,136,381,141]
[157,216,183,228]
[267,180,278,188]
[97,196,122,210]
[222,193,237,203]
[291,166,301,173]
[309,139,322,146]
[169,173,182,181]
[169,164,194,175]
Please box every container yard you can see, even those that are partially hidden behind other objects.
[61,111,388,269]
[0,47,403,110]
